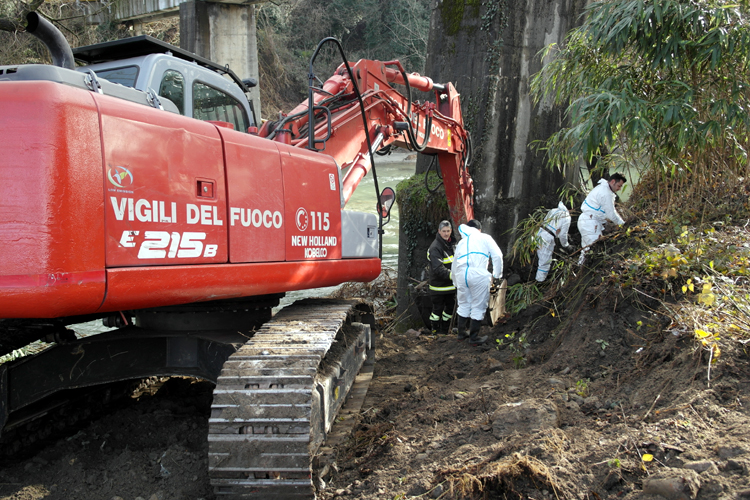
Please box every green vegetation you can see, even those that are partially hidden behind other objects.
[509,207,547,266]
[257,0,431,115]
[499,330,530,369]
[575,378,590,398]
[505,282,543,315]
[395,171,451,272]
[492,0,750,386]
[531,0,750,217]
[610,223,750,377]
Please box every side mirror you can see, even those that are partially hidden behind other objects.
[378,187,396,219]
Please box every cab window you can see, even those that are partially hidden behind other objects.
[193,81,249,132]
[94,65,139,87]
[158,70,185,115]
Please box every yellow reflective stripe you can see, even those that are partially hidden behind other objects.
[430,285,456,291]
[441,312,452,321]
[441,256,454,264]
[429,313,440,321]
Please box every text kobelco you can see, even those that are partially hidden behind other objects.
[291,235,338,259]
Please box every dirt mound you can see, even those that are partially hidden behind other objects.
[2,256,750,500]
[316,272,750,499]
[0,378,215,500]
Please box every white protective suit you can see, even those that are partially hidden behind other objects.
[452,224,504,321]
[577,179,625,264]
[536,202,571,282]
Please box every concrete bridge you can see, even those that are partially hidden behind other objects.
[82,0,264,118]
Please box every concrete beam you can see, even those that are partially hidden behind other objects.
[114,0,183,22]
[180,1,262,120]
[110,0,265,22]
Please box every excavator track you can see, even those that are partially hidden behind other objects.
[208,298,374,498]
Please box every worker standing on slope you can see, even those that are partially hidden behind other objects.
[577,173,627,265]
[536,201,572,282]
[428,220,457,334]
[452,219,504,346]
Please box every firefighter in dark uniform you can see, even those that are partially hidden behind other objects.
[428,220,457,334]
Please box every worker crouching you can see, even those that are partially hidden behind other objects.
[428,220,457,334]
[452,219,504,346]
[536,201,572,282]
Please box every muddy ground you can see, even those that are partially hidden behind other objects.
[2,270,750,500]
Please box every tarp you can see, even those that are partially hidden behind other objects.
[488,279,507,326]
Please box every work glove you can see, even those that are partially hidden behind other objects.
[562,245,574,255]
[492,277,502,287]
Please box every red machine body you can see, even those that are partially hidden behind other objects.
[0,55,472,322]
[0,82,379,318]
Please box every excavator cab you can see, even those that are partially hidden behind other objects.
[73,35,258,129]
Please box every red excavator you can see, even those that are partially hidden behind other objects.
[0,13,474,498]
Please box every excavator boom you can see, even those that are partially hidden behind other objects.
[261,57,474,225]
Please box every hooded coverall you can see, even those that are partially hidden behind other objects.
[452,224,504,321]
[536,202,571,282]
[577,178,625,265]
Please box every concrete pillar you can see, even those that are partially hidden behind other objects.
[397,0,587,318]
[420,0,585,251]
[130,21,145,36]
[180,1,261,122]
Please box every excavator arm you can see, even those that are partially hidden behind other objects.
[259,57,475,226]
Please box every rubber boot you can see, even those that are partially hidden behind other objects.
[439,317,451,335]
[430,320,441,335]
[468,319,488,346]
[456,316,469,340]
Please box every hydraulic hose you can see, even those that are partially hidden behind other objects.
[391,65,431,152]
[424,155,442,194]
[306,37,385,259]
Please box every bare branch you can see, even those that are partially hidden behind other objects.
[25,0,46,14]
[0,0,45,33]
[0,17,24,32]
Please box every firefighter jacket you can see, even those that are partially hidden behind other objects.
[428,232,456,294]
